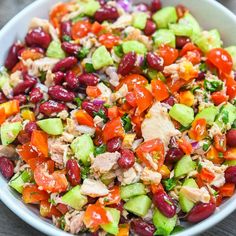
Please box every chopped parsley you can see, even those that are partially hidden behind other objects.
[74,97,82,107]
[94,144,106,156]
[204,79,223,92]
[94,109,108,123]
[162,178,177,191]
[85,63,95,73]
[77,47,89,59]
[121,114,132,132]
[62,35,71,42]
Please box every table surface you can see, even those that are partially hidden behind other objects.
[0,0,236,235]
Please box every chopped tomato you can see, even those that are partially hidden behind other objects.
[224,148,236,160]
[150,183,164,194]
[126,92,137,107]
[185,50,201,65]
[166,77,187,94]
[103,117,125,142]
[99,186,121,205]
[131,115,143,137]
[56,203,69,215]
[108,106,119,120]
[21,48,44,61]
[151,79,169,101]
[0,100,20,118]
[91,21,104,35]
[219,183,235,198]
[117,224,130,236]
[214,134,226,152]
[71,20,91,40]
[40,200,62,219]
[180,43,201,56]
[17,142,40,162]
[83,204,109,230]
[211,91,228,105]
[34,162,68,193]
[206,146,224,164]
[178,138,193,154]
[226,74,236,100]
[75,110,94,127]
[31,130,48,157]
[134,84,153,114]
[136,138,165,170]
[98,33,120,49]
[188,118,207,141]
[22,184,49,204]
[12,61,27,73]
[198,168,215,183]
[117,74,148,91]
[28,156,48,171]
[158,45,178,66]
[179,61,198,81]
[86,86,101,98]
[50,3,69,28]
[196,173,204,188]
[0,107,6,125]
[207,48,233,74]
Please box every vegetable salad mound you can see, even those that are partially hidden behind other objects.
[0,0,236,235]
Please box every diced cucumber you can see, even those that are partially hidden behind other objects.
[225,46,236,70]
[179,178,198,213]
[71,134,94,166]
[76,0,100,16]
[169,23,193,37]
[195,106,218,125]
[124,195,151,217]
[132,12,148,30]
[152,7,177,29]
[1,122,22,146]
[224,160,236,166]
[46,41,66,59]
[122,41,147,54]
[9,171,32,193]
[0,70,9,88]
[92,46,114,70]
[120,183,146,200]
[61,186,88,210]
[37,118,63,135]
[174,155,196,178]
[195,29,222,53]
[101,208,120,235]
[153,29,176,48]
[169,104,194,127]
[153,208,177,236]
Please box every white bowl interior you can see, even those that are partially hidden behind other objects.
[0,0,236,235]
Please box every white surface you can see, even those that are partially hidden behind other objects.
[0,0,236,235]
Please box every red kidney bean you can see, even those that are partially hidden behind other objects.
[48,85,75,102]
[118,52,137,76]
[165,147,184,164]
[65,71,79,90]
[66,159,81,186]
[29,88,43,104]
[13,95,27,105]
[162,96,175,107]
[150,0,162,12]
[196,71,205,81]
[0,92,7,103]
[94,6,119,23]
[61,42,80,56]
[82,101,101,116]
[54,71,65,85]
[25,121,38,135]
[225,166,236,184]
[146,52,164,71]
[39,100,67,116]
[25,27,52,49]
[0,157,14,179]
[52,56,78,73]
[60,21,72,40]
[4,43,24,70]
[187,202,216,223]
[13,77,37,96]
[144,19,156,36]
[107,137,122,152]
[131,219,156,236]
[226,129,236,147]
[118,149,135,169]
[176,36,191,49]
[153,191,176,218]
[78,73,99,86]
[17,130,31,144]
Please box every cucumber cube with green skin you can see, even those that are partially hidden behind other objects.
[195,29,222,53]
[46,41,66,59]
[9,171,32,193]
[174,155,196,178]
[1,122,22,146]
[153,208,177,236]
[37,118,63,135]
[124,195,151,217]
[76,0,100,16]
[61,186,88,210]
[92,46,114,70]
[195,106,218,125]
[152,7,177,29]
[71,134,94,166]
[179,178,198,213]
[0,70,9,88]
[224,160,236,166]
[169,104,194,127]
[225,46,236,70]
[153,29,176,48]
[101,208,120,235]
[132,12,148,30]
[122,41,147,54]
[120,183,146,200]
[168,23,193,37]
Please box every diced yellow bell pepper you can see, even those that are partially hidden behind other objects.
[21,109,35,121]
[179,90,194,107]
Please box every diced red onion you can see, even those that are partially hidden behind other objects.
[191,141,199,149]
[76,125,95,136]
[117,0,133,12]
[93,100,105,106]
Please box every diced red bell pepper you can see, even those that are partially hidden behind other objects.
[0,107,6,125]
[31,130,48,157]
[75,110,94,127]
[17,142,40,162]
[40,200,62,219]
[151,79,169,102]
[211,91,228,106]
[108,106,119,120]
[188,118,207,141]
[214,134,226,152]
[178,138,193,155]
[199,168,215,183]
[0,100,20,118]
[206,146,224,164]
[219,183,235,198]
[99,186,121,206]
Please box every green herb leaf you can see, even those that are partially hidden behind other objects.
[162,178,177,191]
[202,139,211,152]
[62,35,71,42]
[85,63,95,73]
[74,97,82,107]
[114,45,124,57]
[204,79,223,92]
[172,225,185,234]
[39,71,47,82]
[94,109,108,123]
[154,227,168,236]
[121,114,132,132]
[72,14,85,23]
[94,144,106,156]
[199,63,207,72]
[78,47,89,59]
[232,119,236,129]
[221,110,229,124]
[80,165,90,180]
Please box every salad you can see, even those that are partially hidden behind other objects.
[0,0,236,235]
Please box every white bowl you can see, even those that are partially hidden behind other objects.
[0,0,236,235]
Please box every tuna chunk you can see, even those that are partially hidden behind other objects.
[180,186,210,203]
[141,167,162,184]
[1,145,17,159]
[81,179,109,197]
[69,211,85,234]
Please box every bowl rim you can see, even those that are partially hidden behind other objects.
[1,0,236,236]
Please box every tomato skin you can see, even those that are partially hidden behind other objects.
[159,45,178,66]
[17,142,40,162]
[198,168,215,184]
[214,134,226,152]
[180,43,202,65]
[226,75,236,100]
[180,43,201,56]
[98,33,120,49]
[134,84,153,114]
[188,118,207,141]
[28,156,48,171]
[211,91,228,105]
[178,139,193,155]
[166,77,187,94]
[91,21,103,35]
[151,79,169,102]
[40,200,62,219]
[71,20,91,40]
[31,130,48,157]
[207,48,233,74]
[126,92,137,107]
